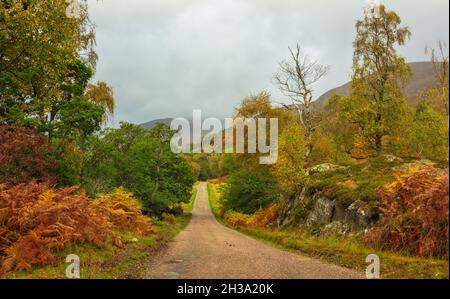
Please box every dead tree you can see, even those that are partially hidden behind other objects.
[274,44,329,159]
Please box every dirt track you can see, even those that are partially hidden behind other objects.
[145,182,362,279]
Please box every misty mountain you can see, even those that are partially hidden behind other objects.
[314,61,443,108]
[140,118,174,130]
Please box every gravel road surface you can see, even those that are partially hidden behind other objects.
[145,182,362,279]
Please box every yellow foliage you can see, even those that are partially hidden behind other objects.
[337,180,358,189]
[309,128,338,164]
[351,134,371,159]
[163,214,176,224]
[94,187,153,235]
[37,190,55,204]
[224,204,279,228]
[271,124,306,195]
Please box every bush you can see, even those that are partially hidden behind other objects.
[364,166,449,259]
[93,188,154,235]
[221,169,279,214]
[0,126,58,184]
[405,103,449,162]
[0,182,152,275]
[83,123,195,217]
[224,204,279,228]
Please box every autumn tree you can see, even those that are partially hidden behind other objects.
[0,0,97,128]
[84,81,115,122]
[349,4,411,155]
[271,124,306,196]
[223,93,305,213]
[275,44,329,159]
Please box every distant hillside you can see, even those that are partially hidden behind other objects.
[140,117,225,139]
[142,62,442,130]
[315,61,443,108]
[140,118,174,130]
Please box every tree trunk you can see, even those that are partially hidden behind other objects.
[150,146,163,204]
[305,129,313,159]
[374,112,383,155]
[375,134,382,155]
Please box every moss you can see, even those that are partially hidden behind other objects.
[306,157,412,206]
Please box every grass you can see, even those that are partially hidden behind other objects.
[207,182,449,279]
[5,186,199,279]
[184,183,198,213]
[207,183,222,220]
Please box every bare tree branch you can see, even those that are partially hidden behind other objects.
[274,43,329,158]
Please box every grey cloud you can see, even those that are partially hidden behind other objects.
[87,0,449,126]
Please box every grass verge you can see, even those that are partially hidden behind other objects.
[207,182,449,279]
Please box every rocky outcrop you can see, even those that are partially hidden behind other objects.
[279,162,382,235]
[344,200,378,232]
[305,197,377,234]
[306,197,335,228]
[277,189,303,227]
[281,158,440,236]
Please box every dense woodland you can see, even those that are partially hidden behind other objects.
[0,1,448,276]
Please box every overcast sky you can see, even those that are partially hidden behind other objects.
[86,0,449,126]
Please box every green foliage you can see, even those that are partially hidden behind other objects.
[126,130,195,215]
[57,98,105,139]
[320,96,355,162]
[0,1,96,129]
[403,103,449,161]
[185,153,238,181]
[308,128,339,165]
[82,122,146,194]
[83,123,196,217]
[221,169,279,214]
[271,123,307,196]
[350,5,412,154]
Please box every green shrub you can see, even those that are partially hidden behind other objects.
[221,169,279,214]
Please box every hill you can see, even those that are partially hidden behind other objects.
[314,61,442,108]
[140,118,174,130]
